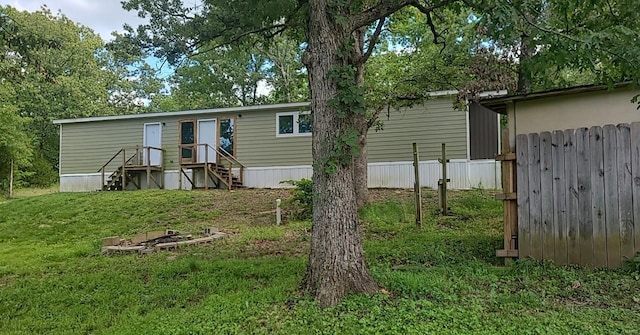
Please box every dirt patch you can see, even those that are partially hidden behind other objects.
[185,189,293,227]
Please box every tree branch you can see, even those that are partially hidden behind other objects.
[360,17,386,65]
[516,6,633,65]
[188,23,292,59]
[426,11,445,52]
[350,0,413,30]
[411,0,458,17]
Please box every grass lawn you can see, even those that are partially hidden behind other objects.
[0,188,638,334]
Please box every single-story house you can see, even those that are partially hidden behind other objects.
[481,83,640,268]
[53,91,504,192]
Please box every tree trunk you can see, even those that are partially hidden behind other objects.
[353,130,369,210]
[517,33,533,93]
[352,28,370,210]
[302,0,378,307]
[9,159,14,199]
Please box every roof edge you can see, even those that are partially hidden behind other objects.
[480,82,635,108]
[53,101,311,124]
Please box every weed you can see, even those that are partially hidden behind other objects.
[622,252,640,279]
[281,179,313,221]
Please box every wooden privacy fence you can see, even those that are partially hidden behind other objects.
[517,123,640,268]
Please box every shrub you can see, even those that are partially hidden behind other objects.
[282,178,313,221]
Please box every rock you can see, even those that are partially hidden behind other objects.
[102,236,121,247]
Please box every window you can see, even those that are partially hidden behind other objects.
[276,112,312,137]
[179,120,195,161]
[219,118,235,156]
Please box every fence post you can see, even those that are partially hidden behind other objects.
[276,199,282,225]
[495,128,519,263]
[412,142,422,227]
[122,148,126,191]
[438,143,450,215]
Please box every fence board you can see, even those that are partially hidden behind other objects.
[631,122,640,260]
[552,131,567,265]
[617,124,635,261]
[603,125,621,268]
[540,132,555,260]
[590,126,607,268]
[515,122,640,267]
[576,127,594,267]
[564,129,580,265]
[516,134,531,258]
[528,133,543,260]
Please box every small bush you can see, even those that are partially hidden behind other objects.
[282,178,313,221]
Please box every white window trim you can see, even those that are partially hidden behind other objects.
[276,111,312,137]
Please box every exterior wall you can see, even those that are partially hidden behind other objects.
[59,106,308,175]
[469,102,499,159]
[60,159,501,192]
[368,98,468,162]
[59,97,469,175]
[512,88,640,135]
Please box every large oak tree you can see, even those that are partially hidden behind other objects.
[118,0,461,307]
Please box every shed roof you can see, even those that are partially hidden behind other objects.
[480,82,634,114]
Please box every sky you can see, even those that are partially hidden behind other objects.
[1,0,272,95]
[0,0,146,41]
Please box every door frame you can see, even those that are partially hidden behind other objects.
[143,122,162,166]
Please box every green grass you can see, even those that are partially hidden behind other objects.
[0,189,638,334]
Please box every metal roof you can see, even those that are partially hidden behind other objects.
[480,82,634,110]
[53,101,311,124]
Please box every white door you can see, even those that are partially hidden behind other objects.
[197,119,217,163]
[143,123,162,165]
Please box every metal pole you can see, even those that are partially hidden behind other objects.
[412,142,422,227]
[276,199,282,225]
[438,143,450,215]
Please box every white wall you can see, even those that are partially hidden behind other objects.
[512,88,640,135]
[60,160,501,192]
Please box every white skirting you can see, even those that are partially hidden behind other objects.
[59,159,501,192]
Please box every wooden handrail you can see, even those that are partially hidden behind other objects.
[98,148,124,173]
[99,146,165,191]
[216,146,246,168]
[98,146,165,173]
[177,143,246,187]
[215,146,245,186]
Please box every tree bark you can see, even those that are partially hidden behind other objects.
[353,130,369,210]
[9,159,14,199]
[352,28,370,210]
[302,0,378,307]
[517,33,533,93]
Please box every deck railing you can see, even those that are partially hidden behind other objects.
[178,144,245,187]
[99,146,165,190]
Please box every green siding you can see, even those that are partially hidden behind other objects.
[368,98,468,162]
[59,97,467,175]
[235,110,312,166]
